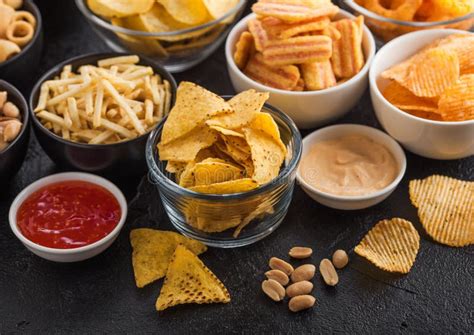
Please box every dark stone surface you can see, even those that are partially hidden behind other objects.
[0,1,473,334]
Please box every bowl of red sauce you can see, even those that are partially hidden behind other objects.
[9,172,127,262]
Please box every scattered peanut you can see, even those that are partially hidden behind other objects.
[319,258,339,286]
[265,269,289,286]
[291,264,316,282]
[288,295,316,312]
[262,279,285,302]
[332,249,349,269]
[269,257,294,276]
[289,246,313,259]
[286,281,313,298]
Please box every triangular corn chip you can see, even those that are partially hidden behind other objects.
[156,245,230,311]
[355,218,420,274]
[130,229,207,288]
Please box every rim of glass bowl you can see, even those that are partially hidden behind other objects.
[146,100,302,201]
[343,0,474,27]
[75,0,247,37]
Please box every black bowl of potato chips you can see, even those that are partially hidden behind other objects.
[29,52,176,176]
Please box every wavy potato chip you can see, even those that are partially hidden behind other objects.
[130,229,207,288]
[355,218,420,274]
[87,0,154,18]
[438,74,474,121]
[189,178,258,194]
[331,18,364,79]
[248,19,269,52]
[409,175,474,247]
[382,80,439,112]
[156,245,230,311]
[301,60,336,90]
[156,0,209,25]
[252,1,338,23]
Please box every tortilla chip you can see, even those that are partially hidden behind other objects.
[189,178,258,194]
[193,159,245,186]
[247,112,287,154]
[130,229,207,288]
[156,245,230,311]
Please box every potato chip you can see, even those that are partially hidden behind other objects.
[233,31,255,70]
[382,80,439,112]
[156,245,230,311]
[158,125,218,162]
[252,1,338,23]
[409,175,473,247]
[244,53,300,90]
[156,0,209,25]
[248,19,269,52]
[293,78,305,91]
[404,109,443,121]
[404,48,460,98]
[331,18,364,79]
[130,229,207,288]
[189,178,258,194]
[438,74,474,121]
[206,90,269,129]
[203,0,239,19]
[261,16,331,39]
[161,82,232,144]
[87,0,154,18]
[355,218,420,274]
[301,60,336,90]
[262,35,333,66]
[430,34,474,75]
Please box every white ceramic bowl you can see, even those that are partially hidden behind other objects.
[225,10,376,129]
[296,124,406,210]
[370,29,474,160]
[9,172,127,262]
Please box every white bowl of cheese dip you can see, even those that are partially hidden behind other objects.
[296,124,406,210]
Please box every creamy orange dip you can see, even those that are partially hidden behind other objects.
[299,135,398,196]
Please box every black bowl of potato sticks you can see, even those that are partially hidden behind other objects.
[29,52,177,176]
[0,79,30,184]
[0,0,43,91]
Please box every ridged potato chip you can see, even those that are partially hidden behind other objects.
[301,60,336,90]
[130,229,207,288]
[252,1,338,23]
[233,31,255,70]
[156,245,230,311]
[156,0,209,25]
[409,175,473,247]
[87,0,154,18]
[382,80,439,112]
[355,218,420,274]
[248,19,269,52]
[438,74,474,121]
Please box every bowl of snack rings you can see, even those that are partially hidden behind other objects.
[342,0,474,43]
[75,0,247,73]
[0,79,29,183]
[0,0,43,89]
[370,29,474,160]
[146,82,302,248]
[225,1,376,129]
[29,53,177,175]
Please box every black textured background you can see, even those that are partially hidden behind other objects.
[0,1,473,334]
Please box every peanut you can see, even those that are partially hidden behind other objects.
[332,249,349,269]
[291,264,316,282]
[269,257,294,276]
[2,101,19,118]
[265,269,289,286]
[2,119,21,142]
[261,279,285,302]
[286,281,313,298]
[289,246,313,259]
[288,295,316,312]
[319,258,339,286]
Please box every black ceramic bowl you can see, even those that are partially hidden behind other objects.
[0,0,43,91]
[0,80,30,184]
[29,52,177,176]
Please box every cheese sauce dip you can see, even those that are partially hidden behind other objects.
[299,135,398,196]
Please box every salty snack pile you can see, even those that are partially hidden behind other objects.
[130,229,230,312]
[0,90,22,151]
[0,0,36,62]
[233,0,366,91]
[34,55,172,144]
[382,34,474,121]
[87,0,239,57]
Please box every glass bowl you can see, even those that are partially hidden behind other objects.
[342,0,474,43]
[146,102,302,248]
[75,0,247,72]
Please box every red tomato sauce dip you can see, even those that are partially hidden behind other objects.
[17,180,121,249]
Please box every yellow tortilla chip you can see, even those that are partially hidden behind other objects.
[189,178,258,194]
[248,112,287,154]
[160,82,232,145]
[178,162,196,187]
[409,175,473,247]
[130,229,207,288]
[158,125,218,162]
[156,245,230,311]
[193,159,245,186]
[209,125,245,138]
[156,0,209,25]
[165,161,186,173]
[87,0,154,18]
[355,218,420,274]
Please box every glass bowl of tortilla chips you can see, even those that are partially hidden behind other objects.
[146,92,302,248]
[76,0,247,72]
[342,0,474,43]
